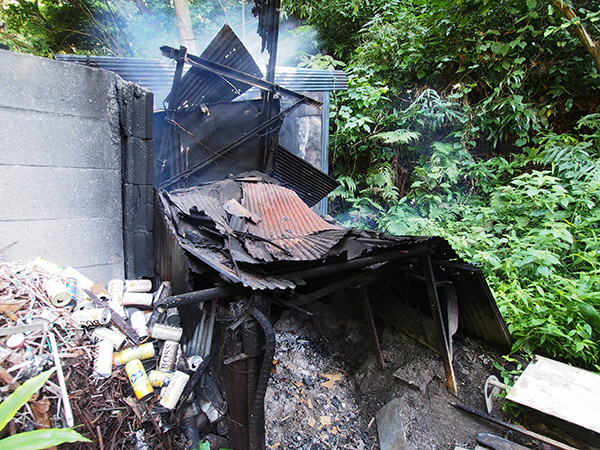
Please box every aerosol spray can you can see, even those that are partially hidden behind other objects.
[125,359,154,401]
[113,342,155,367]
[93,340,113,379]
[159,370,190,409]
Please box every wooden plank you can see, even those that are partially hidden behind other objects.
[420,254,457,395]
[506,355,600,434]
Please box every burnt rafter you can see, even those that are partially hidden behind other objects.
[159,45,321,110]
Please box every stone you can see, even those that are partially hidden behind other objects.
[376,397,408,450]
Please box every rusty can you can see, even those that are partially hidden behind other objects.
[64,277,78,301]
[113,342,155,367]
[165,307,181,327]
[125,359,154,401]
[148,370,173,388]
[157,340,178,372]
[71,308,111,327]
[123,292,153,307]
[159,370,190,409]
[150,323,183,342]
[128,308,149,338]
[43,278,72,307]
[91,327,127,350]
[125,279,152,293]
[94,339,113,379]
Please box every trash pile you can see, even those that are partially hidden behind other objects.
[0,258,218,449]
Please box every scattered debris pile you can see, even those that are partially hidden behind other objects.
[0,259,219,450]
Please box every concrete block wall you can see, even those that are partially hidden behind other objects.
[118,80,155,279]
[0,50,154,283]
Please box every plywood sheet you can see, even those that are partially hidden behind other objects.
[506,355,600,434]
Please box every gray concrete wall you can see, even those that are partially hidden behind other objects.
[0,50,154,284]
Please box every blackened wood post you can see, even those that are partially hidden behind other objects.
[420,254,458,395]
[359,286,386,370]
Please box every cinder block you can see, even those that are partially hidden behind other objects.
[123,184,154,232]
[76,263,124,285]
[0,166,122,221]
[0,51,116,119]
[0,108,120,169]
[122,137,154,185]
[131,87,154,139]
[0,217,124,273]
[123,230,153,278]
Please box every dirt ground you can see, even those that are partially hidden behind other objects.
[264,294,539,450]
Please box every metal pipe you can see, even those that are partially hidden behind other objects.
[48,331,74,428]
[202,299,218,358]
[159,46,322,109]
[159,286,233,308]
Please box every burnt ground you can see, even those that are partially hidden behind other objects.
[264,293,562,450]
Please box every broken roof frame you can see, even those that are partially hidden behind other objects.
[155,175,512,397]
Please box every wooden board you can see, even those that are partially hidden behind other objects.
[506,355,600,434]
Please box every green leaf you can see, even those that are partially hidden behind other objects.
[0,429,90,450]
[0,369,55,432]
[526,0,536,9]
[197,441,211,450]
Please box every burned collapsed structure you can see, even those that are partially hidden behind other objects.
[146,5,511,449]
[56,2,511,448]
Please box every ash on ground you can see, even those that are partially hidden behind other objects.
[265,295,510,450]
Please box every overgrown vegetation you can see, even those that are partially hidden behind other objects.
[287,0,600,369]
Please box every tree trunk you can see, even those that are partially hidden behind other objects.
[548,0,600,73]
[173,0,196,54]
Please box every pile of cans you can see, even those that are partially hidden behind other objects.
[35,257,191,411]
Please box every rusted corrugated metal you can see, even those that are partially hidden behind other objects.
[228,182,346,261]
[241,182,341,238]
[159,188,295,291]
[166,25,263,108]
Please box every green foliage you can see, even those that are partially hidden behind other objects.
[0,369,90,449]
[289,0,600,369]
[335,112,600,367]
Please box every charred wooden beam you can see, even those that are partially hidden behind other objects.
[160,46,321,109]
[419,254,457,395]
[360,287,386,370]
[282,247,429,281]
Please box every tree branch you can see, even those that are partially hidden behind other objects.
[548,0,600,73]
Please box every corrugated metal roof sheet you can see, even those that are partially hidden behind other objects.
[165,24,264,108]
[229,181,346,262]
[241,182,341,238]
[272,147,339,207]
[54,56,347,109]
